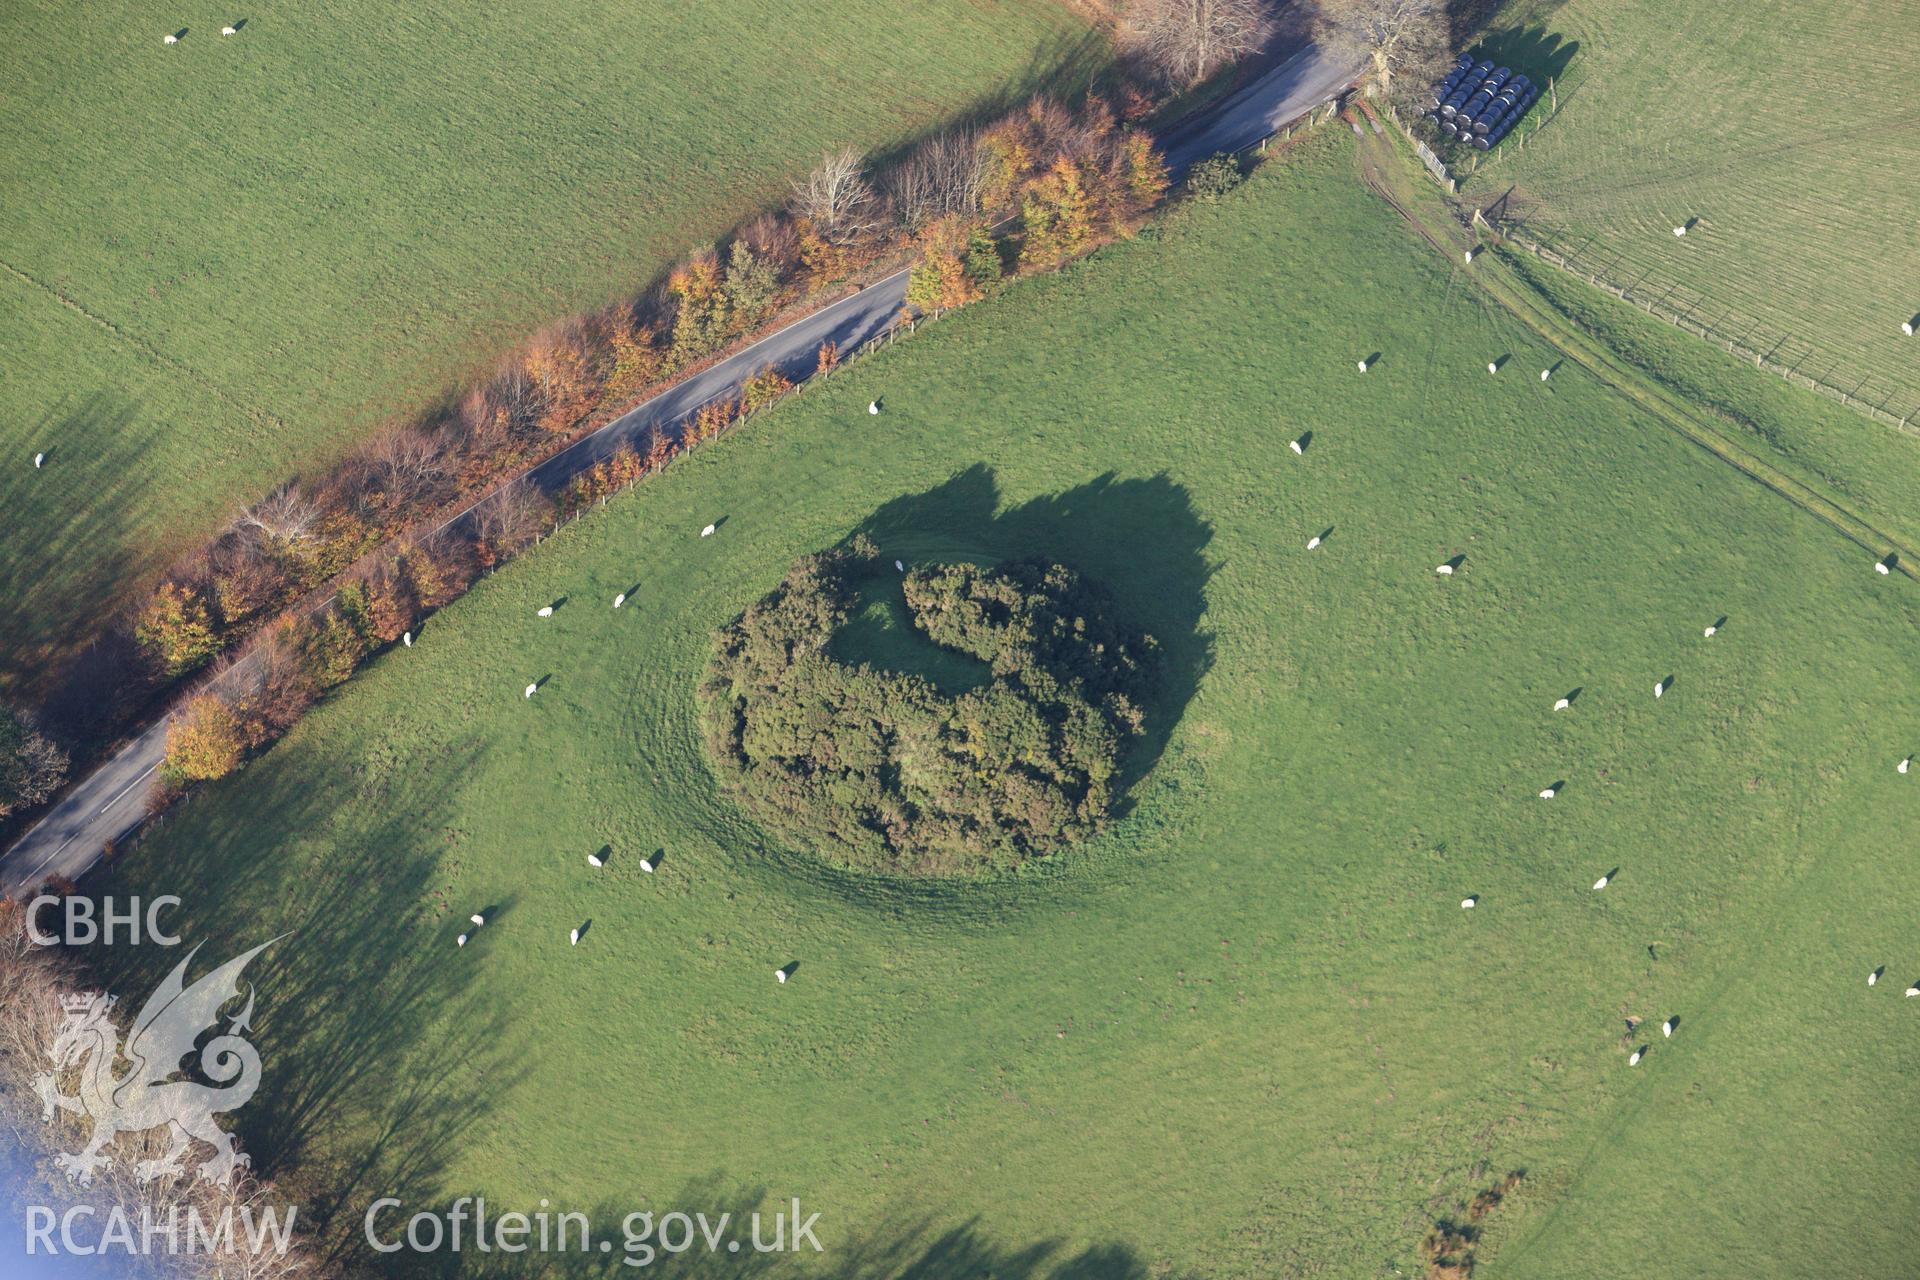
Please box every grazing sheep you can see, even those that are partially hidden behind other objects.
[1538,785,1559,799]
[1554,697,1571,711]
[1868,968,1881,986]
[1662,1017,1676,1038]
[586,852,603,868]
[1876,559,1891,575]
[402,631,412,647]
[457,934,468,947]
[868,401,880,415]
[524,682,538,699]
[33,453,44,468]
[537,606,553,618]
[1899,756,1911,775]
[470,914,485,927]
[1460,895,1478,909]
[1487,362,1498,374]
[1906,984,1919,998]
[1904,320,1915,337]
[638,856,655,873]
[1540,369,1551,381]
[1703,624,1716,638]
[1435,563,1454,576]
[221,25,237,36]
[1464,247,1477,264]
[895,559,905,571]
[1357,359,1370,372]
[1629,1048,1644,1065]
[1654,677,1669,699]
[1673,226,1687,237]
[775,968,788,983]
[613,593,626,608]
[1592,873,1610,890]
[569,927,580,946]
[1289,438,1304,455]
[164,33,179,45]
[1306,535,1322,550]
[701,523,716,538]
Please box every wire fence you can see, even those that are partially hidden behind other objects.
[1380,102,1920,436]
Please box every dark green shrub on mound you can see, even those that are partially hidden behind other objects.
[700,536,1157,874]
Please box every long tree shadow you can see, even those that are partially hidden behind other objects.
[852,464,1216,812]
[0,392,159,699]
[385,1176,1166,1279]
[78,728,530,1259]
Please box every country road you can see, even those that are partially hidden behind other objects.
[0,41,1357,899]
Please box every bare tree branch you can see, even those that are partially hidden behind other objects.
[1316,0,1450,94]
[789,147,881,246]
[1129,0,1275,88]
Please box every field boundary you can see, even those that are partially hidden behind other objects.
[1351,125,1920,584]
[1376,104,1920,438]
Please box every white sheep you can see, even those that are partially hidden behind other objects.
[1868,969,1879,986]
[1673,226,1687,237]
[1654,677,1668,699]
[537,606,553,618]
[1907,985,1919,998]
[1538,784,1559,799]
[1703,624,1716,638]
[1487,362,1498,374]
[164,33,179,45]
[586,852,603,868]
[470,914,485,927]
[402,631,412,647]
[1540,369,1551,382]
[701,523,716,538]
[1592,873,1610,890]
[1629,1048,1644,1065]
[868,401,880,415]
[1460,895,1478,909]
[1357,359,1370,373]
[1289,438,1304,456]
[33,453,44,468]
[1435,563,1454,576]
[1662,1017,1676,1038]
[457,933,468,947]
[524,682,538,699]
[569,927,581,946]
[1464,247,1477,264]
[613,593,626,609]
[1306,535,1322,550]
[1553,697,1571,711]
[895,560,905,571]
[1898,756,1911,775]
[1904,320,1915,337]
[1875,558,1891,575]
[775,967,788,983]
[221,25,237,36]
[638,855,655,873]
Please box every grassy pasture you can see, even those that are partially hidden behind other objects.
[0,0,1100,690]
[92,135,1920,1277]
[1465,0,1920,424]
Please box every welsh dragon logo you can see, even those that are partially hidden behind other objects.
[32,940,276,1187]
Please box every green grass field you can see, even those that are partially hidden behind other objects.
[1464,0,1920,424]
[0,0,1099,690]
[96,134,1920,1276]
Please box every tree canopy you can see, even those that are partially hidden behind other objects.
[701,538,1157,874]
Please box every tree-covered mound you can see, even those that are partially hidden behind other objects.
[700,537,1157,874]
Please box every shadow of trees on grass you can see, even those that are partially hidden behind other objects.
[852,464,1216,811]
[389,1178,1160,1279]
